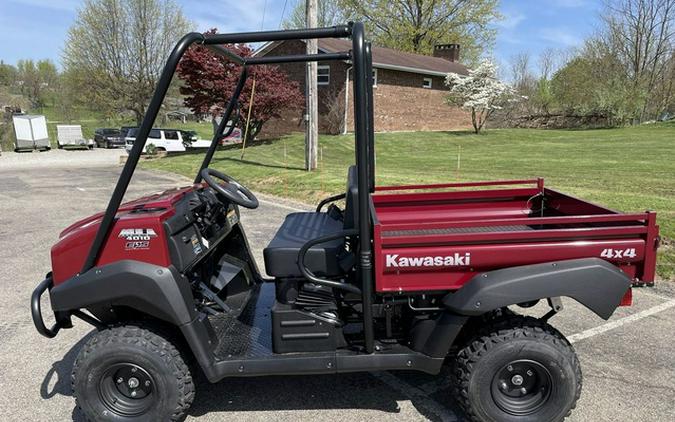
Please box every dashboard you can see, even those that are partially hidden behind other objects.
[163,188,239,272]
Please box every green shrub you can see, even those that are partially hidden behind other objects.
[145,143,157,156]
[0,121,16,152]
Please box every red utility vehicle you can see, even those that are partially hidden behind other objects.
[32,23,659,422]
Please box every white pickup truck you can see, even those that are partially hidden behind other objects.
[125,127,242,154]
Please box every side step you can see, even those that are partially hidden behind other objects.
[272,303,347,353]
[203,345,445,381]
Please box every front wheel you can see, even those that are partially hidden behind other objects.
[72,324,194,421]
[451,316,581,422]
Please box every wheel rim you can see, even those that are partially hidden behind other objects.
[98,363,156,417]
[491,359,552,416]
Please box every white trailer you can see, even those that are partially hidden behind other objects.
[56,124,93,149]
[13,115,50,151]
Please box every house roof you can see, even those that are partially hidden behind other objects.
[255,39,469,77]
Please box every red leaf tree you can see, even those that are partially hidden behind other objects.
[177,30,304,143]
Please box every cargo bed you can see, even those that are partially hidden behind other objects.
[372,179,659,293]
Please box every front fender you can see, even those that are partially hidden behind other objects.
[50,260,196,325]
[443,258,631,320]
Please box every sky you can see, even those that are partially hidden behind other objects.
[0,0,603,75]
[494,0,601,75]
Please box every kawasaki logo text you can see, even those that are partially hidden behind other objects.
[385,253,471,268]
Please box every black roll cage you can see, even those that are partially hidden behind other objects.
[81,22,378,353]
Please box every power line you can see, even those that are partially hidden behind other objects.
[278,0,289,29]
[260,0,268,30]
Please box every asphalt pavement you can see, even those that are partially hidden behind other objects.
[0,150,674,421]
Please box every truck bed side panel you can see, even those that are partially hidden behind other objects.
[371,181,658,293]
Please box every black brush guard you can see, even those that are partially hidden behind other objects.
[31,273,102,338]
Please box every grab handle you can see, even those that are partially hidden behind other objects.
[297,229,361,294]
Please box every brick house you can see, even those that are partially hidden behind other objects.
[254,39,472,137]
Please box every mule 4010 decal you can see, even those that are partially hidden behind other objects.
[118,228,157,250]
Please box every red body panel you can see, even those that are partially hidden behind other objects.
[51,186,194,285]
[372,180,659,293]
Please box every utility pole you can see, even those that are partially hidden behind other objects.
[305,0,318,170]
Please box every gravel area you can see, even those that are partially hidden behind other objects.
[0,147,124,169]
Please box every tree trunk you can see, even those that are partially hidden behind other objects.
[134,109,144,125]
[471,108,479,133]
[212,115,220,137]
[247,121,263,144]
[478,109,493,133]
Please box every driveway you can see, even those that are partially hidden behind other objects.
[0,151,674,421]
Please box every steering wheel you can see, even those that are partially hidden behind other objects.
[200,168,259,209]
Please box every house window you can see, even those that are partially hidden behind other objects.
[317,65,330,85]
[372,68,378,87]
[422,77,432,89]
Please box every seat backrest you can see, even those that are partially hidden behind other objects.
[343,165,359,229]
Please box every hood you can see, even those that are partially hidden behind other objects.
[58,186,194,239]
[51,186,194,284]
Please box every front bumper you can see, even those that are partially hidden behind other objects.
[31,274,105,338]
[30,274,70,338]
[106,137,125,147]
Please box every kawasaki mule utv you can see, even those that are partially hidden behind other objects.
[31,23,659,421]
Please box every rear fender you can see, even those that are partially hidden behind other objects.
[50,260,197,326]
[443,258,631,320]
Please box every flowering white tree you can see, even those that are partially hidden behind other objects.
[446,60,517,134]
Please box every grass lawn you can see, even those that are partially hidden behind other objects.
[142,123,675,280]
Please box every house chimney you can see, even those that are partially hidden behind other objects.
[433,44,460,62]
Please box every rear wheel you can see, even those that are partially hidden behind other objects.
[72,324,194,421]
[450,316,581,422]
